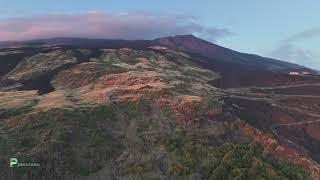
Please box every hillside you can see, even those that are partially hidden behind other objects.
[0,36,320,179]
[3,35,319,88]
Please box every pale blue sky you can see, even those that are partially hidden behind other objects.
[0,0,319,69]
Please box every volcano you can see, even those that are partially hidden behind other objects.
[1,35,320,179]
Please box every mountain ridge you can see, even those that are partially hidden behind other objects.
[0,34,318,74]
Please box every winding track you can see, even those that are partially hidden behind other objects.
[224,83,320,128]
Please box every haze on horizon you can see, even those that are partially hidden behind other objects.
[0,0,319,70]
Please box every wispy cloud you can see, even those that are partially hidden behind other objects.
[201,27,235,42]
[284,27,320,43]
[268,28,320,70]
[0,12,233,41]
[269,44,314,65]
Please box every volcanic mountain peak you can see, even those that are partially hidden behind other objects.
[157,35,318,76]
[155,34,207,45]
[155,34,223,54]
[0,35,318,74]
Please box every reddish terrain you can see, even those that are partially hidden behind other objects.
[223,78,320,178]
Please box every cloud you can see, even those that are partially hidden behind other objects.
[199,27,235,42]
[0,12,233,41]
[284,27,320,43]
[268,28,320,70]
[269,44,313,64]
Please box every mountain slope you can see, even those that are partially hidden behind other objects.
[0,37,320,179]
[155,35,310,72]
[2,35,318,88]
[154,35,319,87]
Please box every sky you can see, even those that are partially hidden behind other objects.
[0,0,319,70]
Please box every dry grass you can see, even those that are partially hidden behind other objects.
[34,91,69,111]
[4,50,76,81]
[0,90,38,109]
[78,71,169,104]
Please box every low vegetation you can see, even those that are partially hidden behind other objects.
[0,98,308,179]
[0,47,314,179]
